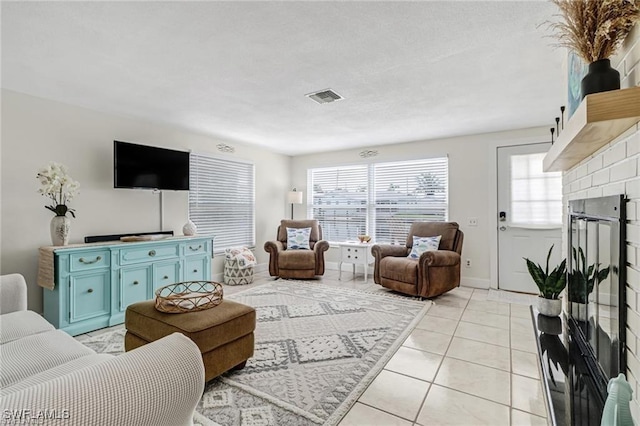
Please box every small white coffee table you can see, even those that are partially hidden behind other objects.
[338,242,374,283]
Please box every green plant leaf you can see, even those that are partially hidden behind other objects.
[587,264,595,279]
[545,244,554,276]
[596,266,610,283]
[525,258,546,293]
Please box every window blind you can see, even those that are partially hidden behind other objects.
[307,157,448,243]
[308,165,368,242]
[189,153,255,251]
[373,158,448,243]
[510,153,562,226]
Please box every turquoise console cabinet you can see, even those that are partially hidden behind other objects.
[42,236,213,336]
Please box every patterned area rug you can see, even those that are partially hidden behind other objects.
[82,281,431,426]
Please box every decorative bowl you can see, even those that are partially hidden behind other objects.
[357,235,371,243]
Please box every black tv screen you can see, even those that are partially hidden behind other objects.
[114,141,189,191]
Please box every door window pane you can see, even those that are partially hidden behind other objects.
[510,153,562,225]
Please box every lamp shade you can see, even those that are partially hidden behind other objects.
[287,190,303,204]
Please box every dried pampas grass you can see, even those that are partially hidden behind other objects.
[548,0,640,63]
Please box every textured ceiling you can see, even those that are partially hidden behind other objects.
[1,1,564,155]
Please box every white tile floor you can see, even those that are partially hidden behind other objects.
[78,268,549,426]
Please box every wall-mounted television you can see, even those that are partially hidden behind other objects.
[114,140,190,191]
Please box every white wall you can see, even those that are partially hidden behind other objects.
[291,126,552,288]
[561,24,640,420]
[0,89,291,312]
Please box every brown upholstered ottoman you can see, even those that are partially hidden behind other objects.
[125,299,256,382]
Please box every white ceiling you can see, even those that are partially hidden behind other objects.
[1,1,564,156]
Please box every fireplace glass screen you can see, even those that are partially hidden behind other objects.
[568,195,625,401]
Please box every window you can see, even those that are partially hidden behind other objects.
[374,158,448,243]
[307,165,368,242]
[510,153,562,226]
[308,157,448,243]
[189,153,255,252]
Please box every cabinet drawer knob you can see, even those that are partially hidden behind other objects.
[347,248,351,252]
[189,245,202,251]
[148,250,156,257]
[79,256,102,264]
[163,275,169,280]
[87,288,94,293]
[355,256,358,259]
[133,280,139,285]
[193,269,198,273]
[347,255,351,259]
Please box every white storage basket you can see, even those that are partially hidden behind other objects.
[223,258,254,285]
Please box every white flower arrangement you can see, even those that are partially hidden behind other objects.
[36,162,80,217]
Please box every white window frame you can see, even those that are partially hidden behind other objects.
[307,157,449,243]
[189,152,255,253]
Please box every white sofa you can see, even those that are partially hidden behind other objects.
[0,274,205,426]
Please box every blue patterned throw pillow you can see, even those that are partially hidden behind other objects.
[286,227,311,250]
[407,235,441,259]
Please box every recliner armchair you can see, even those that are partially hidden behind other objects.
[372,222,464,298]
[264,219,330,279]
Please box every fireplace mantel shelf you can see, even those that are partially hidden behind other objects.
[543,86,640,172]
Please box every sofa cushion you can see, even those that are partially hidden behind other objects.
[1,353,112,396]
[0,310,54,345]
[286,227,311,250]
[278,249,315,270]
[380,257,418,284]
[0,330,95,388]
[407,235,441,259]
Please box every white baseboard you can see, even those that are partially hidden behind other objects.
[254,263,268,273]
[460,277,491,289]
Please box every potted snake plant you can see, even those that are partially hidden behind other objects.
[524,245,567,317]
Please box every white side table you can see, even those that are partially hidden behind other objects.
[338,242,374,283]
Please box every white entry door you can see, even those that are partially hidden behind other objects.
[497,143,563,294]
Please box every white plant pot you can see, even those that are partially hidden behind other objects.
[537,297,562,317]
[50,215,70,246]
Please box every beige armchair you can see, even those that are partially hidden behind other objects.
[264,219,330,279]
[372,222,464,298]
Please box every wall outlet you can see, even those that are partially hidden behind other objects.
[465,259,472,268]
[468,217,478,227]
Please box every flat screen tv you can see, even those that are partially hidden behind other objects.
[114,141,189,191]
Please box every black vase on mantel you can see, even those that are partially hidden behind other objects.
[581,58,620,99]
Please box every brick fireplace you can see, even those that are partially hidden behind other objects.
[561,23,640,419]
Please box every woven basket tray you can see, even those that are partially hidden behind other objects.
[155,281,223,314]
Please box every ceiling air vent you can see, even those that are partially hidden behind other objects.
[305,89,343,104]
